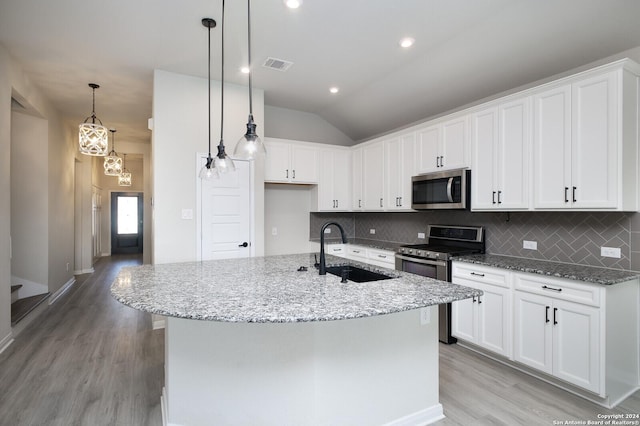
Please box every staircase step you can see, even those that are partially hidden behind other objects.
[10,285,22,293]
[11,293,50,326]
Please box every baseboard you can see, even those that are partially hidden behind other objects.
[73,268,94,275]
[0,332,14,355]
[49,277,76,305]
[101,252,110,257]
[383,404,445,426]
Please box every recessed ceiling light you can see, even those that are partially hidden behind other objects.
[399,37,415,48]
[329,87,339,94]
[284,0,302,9]
[240,66,250,74]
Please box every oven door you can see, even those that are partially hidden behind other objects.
[394,254,448,281]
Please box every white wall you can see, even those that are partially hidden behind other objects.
[10,111,48,292]
[152,70,265,264]
[264,105,354,146]
[264,184,317,256]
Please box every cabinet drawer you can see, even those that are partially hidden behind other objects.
[346,246,367,259]
[326,244,346,257]
[367,249,395,266]
[514,273,601,307]
[452,262,511,288]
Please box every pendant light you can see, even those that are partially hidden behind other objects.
[79,83,109,156]
[104,129,123,176]
[118,154,132,186]
[199,3,235,179]
[234,0,266,160]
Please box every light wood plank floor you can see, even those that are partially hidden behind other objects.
[0,255,638,425]
[0,254,163,426]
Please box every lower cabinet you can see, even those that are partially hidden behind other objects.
[451,260,640,406]
[451,263,512,358]
[513,276,601,394]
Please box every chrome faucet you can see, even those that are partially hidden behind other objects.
[319,221,348,275]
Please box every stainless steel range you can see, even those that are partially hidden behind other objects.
[395,224,485,344]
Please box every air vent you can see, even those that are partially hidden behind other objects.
[262,57,293,72]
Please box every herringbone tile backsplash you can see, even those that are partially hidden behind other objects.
[311,211,640,271]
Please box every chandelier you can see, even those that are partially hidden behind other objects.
[118,154,132,186]
[78,83,108,156]
[104,129,123,176]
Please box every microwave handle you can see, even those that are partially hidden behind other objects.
[446,177,454,202]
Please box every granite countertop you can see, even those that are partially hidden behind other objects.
[111,253,481,323]
[455,254,640,285]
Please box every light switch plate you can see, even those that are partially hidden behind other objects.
[271,227,278,236]
[601,247,621,258]
[523,240,537,250]
[181,209,193,220]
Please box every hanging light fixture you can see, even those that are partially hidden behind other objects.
[234,0,266,160]
[118,154,132,186]
[199,3,235,179]
[104,129,123,176]
[79,83,109,156]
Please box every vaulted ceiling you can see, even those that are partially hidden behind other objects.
[2,0,640,145]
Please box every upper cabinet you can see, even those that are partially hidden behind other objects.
[351,147,363,210]
[385,132,416,210]
[362,140,386,210]
[313,147,351,211]
[416,115,469,174]
[472,97,530,210]
[264,138,319,184]
[532,65,639,211]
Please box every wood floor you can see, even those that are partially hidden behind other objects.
[0,254,638,425]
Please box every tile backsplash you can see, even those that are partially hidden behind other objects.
[311,211,640,272]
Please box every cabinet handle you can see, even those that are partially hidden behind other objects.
[378,254,387,259]
[542,285,562,292]
[293,169,296,179]
[553,307,558,325]
[399,196,402,206]
[572,186,577,203]
[359,199,362,208]
[470,272,485,277]
[477,295,482,304]
[353,250,360,253]
[440,156,444,167]
[564,187,569,203]
[436,157,440,168]
[380,198,383,207]
[336,200,339,208]
[286,169,289,179]
[472,296,477,303]
[497,190,502,204]
[545,306,550,323]
[492,191,496,204]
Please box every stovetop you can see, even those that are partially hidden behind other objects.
[396,225,485,261]
[396,244,481,260]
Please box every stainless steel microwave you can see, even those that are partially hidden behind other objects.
[411,168,471,210]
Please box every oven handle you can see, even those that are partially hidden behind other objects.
[395,254,447,267]
[446,177,454,203]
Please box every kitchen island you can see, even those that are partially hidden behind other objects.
[111,253,482,426]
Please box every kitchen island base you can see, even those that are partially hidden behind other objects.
[162,308,444,426]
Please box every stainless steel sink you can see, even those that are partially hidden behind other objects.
[325,265,393,283]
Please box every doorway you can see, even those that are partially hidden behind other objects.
[111,192,143,254]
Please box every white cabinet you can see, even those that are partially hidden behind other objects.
[314,148,351,211]
[451,263,512,358]
[264,138,319,184]
[351,147,363,210]
[513,274,601,393]
[416,116,468,173]
[385,132,415,210]
[472,97,530,210]
[362,141,385,210]
[533,66,639,210]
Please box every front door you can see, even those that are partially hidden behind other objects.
[200,160,252,260]
[111,192,143,254]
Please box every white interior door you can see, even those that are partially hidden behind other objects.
[200,160,252,261]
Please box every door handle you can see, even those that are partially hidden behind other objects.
[497,190,502,204]
[492,191,496,204]
[564,187,569,203]
[545,306,550,323]
[238,242,249,248]
[380,198,383,207]
[553,307,558,325]
[572,186,576,203]
[293,170,296,179]
[286,169,289,179]
[436,157,440,168]
[446,178,454,203]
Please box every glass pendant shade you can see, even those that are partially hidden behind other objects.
[235,115,266,159]
[104,129,123,176]
[79,83,108,156]
[199,156,219,180]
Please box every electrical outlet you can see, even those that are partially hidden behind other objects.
[181,209,193,220]
[271,227,277,236]
[601,247,621,258]
[420,307,431,325]
[369,229,376,234]
[418,232,426,239]
[523,240,537,250]
[324,228,331,234]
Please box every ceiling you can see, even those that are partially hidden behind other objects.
[2,0,640,145]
